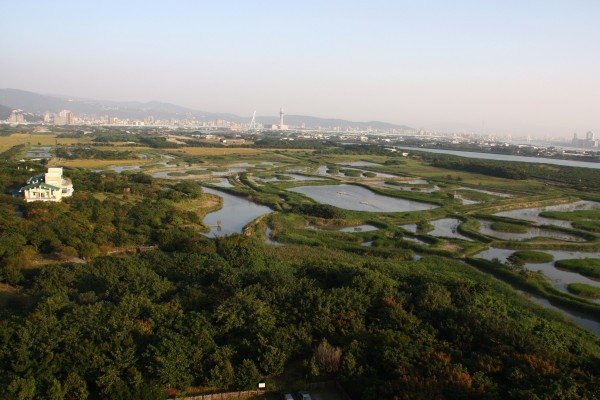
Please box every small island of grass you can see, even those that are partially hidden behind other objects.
[511,250,554,263]
[185,169,207,175]
[490,221,529,233]
[167,171,188,177]
[555,258,600,279]
[567,283,600,299]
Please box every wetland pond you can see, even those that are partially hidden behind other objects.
[474,248,600,301]
[288,184,438,212]
[202,187,272,237]
[372,181,440,193]
[315,166,398,179]
[494,200,600,229]
[478,220,586,242]
[151,167,247,178]
[400,218,473,241]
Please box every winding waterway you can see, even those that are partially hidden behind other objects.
[394,146,600,169]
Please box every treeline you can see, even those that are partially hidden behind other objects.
[92,134,180,149]
[0,144,28,161]
[426,154,600,190]
[2,236,600,399]
[56,147,136,160]
[1,162,600,399]
[0,168,204,281]
[430,157,528,180]
[254,138,336,149]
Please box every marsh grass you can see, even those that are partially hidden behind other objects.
[555,258,600,279]
[568,283,600,299]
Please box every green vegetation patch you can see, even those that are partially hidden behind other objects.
[490,221,529,233]
[572,220,600,233]
[568,283,600,299]
[555,258,600,279]
[454,189,496,202]
[340,168,361,177]
[512,250,554,263]
[167,171,188,177]
[184,169,207,175]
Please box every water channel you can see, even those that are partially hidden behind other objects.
[474,248,600,296]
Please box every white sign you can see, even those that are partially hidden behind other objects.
[258,382,266,389]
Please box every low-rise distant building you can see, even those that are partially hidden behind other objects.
[19,167,74,202]
[220,138,245,145]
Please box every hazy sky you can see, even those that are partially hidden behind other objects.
[1,0,599,137]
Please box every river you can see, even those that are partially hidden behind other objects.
[394,146,600,169]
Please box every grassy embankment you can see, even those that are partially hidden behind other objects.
[466,257,600,318]
[555,258,600,279]
[540,209,600,233]
[568,283,600,299]
[490,221,529,233]
[510,250,554,263]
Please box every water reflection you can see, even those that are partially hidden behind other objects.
[474,248,600,298]
[315,166,397,178]
[202,187,272,237]
[519,292,600,336]
[339,225,379,233]
[373,181,439,193]
[478,220,586,242]
[288,184,438,212]
[495,200,600,229]
[427,218,473,241]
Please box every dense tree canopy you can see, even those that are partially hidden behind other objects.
[1,161,599,399]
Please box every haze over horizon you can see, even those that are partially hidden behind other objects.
[1,1,599,138]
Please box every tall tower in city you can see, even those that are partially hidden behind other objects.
[279,107,284,130]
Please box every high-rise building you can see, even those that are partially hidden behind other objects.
[57,110,74,125]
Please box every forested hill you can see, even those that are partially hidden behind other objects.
[0,164,599,399]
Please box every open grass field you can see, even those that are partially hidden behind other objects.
[171,147,269,156]
[94,145,153,152]
[171,147,310,156]
[387,158,553,192]
[48,159,148,168]
[0,133,92,153]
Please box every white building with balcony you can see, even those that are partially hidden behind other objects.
[19,167,74,202]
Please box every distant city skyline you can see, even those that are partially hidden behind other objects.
[1,1,599,137]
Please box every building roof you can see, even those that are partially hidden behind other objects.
[19,182,61,192]
[26,172,45,184]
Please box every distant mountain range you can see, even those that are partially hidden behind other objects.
[0,88,413,131]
